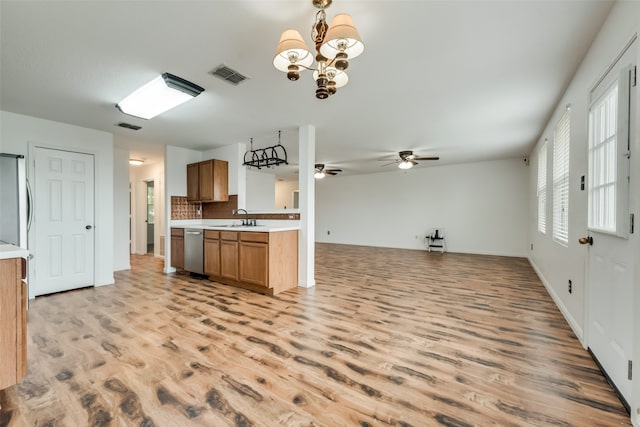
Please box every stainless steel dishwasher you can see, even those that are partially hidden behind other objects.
[184,228,204,274]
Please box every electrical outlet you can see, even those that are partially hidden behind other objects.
[568,280,572,294]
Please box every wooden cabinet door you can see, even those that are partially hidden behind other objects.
[171,236,184,269]
[212,159,228,202]
[204,238,221,277]
[186,162,200,201]
[220,240,239,281]
[199,160,214,201]
[0,258,25,389]
[239,242,269,287]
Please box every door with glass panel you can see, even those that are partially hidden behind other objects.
[584,41,636,406]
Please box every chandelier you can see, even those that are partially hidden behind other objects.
[272,0,364,99]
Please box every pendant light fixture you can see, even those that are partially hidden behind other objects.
[273,0,364,99]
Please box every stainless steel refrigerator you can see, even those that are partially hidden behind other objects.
[0,153,31,248]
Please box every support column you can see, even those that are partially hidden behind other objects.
[298,125,315,288]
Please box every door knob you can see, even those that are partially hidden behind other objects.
[578,236,593,245]
[85,225,93,230]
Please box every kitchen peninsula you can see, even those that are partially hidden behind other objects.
[0,243,28,391]
[170,224,298,295]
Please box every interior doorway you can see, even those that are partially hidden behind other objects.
[146,180,154,254]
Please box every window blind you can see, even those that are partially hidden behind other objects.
[537,142,547,234]
[552,109,570,246]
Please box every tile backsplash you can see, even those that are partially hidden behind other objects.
[171,196,201,220]
[171,194,300,221]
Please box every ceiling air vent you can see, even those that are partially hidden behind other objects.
[210,64,248,85]
[117,122,142,131]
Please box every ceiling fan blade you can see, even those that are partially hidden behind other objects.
[380,161,398,167]
[413,156,440,161]
[326,168,342,173]
[326,171,339,175]
[377,158,398,162]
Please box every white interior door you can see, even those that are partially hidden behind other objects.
[585,43,636,405]
[33,147,95,296]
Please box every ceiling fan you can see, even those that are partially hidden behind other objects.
[314,163,342,179]
[381,150,440,169]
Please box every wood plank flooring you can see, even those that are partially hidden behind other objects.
[0,243,630,426]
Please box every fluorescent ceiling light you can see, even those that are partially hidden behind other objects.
[116,73,204,120]
[129,159,144,166]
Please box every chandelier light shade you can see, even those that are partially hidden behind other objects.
[313,66,348,88]
[273,30,313,75]
[319,14,365,60]
[273,1,364,99]
[116,73,204,120]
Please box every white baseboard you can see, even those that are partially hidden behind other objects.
[528,256,585,347]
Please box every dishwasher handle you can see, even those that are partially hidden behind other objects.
[185,230,203,236]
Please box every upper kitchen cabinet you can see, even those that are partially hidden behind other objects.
[187,159,228,202]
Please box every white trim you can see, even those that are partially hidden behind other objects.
[528,256,585,347]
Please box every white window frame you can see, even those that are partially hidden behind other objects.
[587,65,632,238]
[537,141,547,234]
[552,108,570,246]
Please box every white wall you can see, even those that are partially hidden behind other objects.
[316,158,528,256]
[130,161,164,256]
[246,170,275,210]
[113,147,130,271]
[527,2,639,424]
[275,179,299,209]
[163,145,202,272]
[0,111,114,290]
[201,142,246,202]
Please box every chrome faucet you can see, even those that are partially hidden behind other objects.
[233,208,250,225]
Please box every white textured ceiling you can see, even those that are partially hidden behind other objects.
[0,0,614,176]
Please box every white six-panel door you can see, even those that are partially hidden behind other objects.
[33,147,94,296]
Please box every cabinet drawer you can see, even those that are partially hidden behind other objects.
[204,230,220,239]
[240,232,269,243]
[220,231,238,241]
[171,228,184,237]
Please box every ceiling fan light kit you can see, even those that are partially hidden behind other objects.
[273,0,364,99]
[314,163,342,179]
[380,150,440,169]
[398,160,414,170]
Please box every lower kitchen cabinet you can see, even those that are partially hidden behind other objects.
[0,257,27,390]
[204,230,220,277]
[239,241,269,287]
[177,227,298,295]
[170,228,184,269]
[220,231,239,281]
[239,232,270,287]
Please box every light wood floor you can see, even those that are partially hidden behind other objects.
[0,244,630,426]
